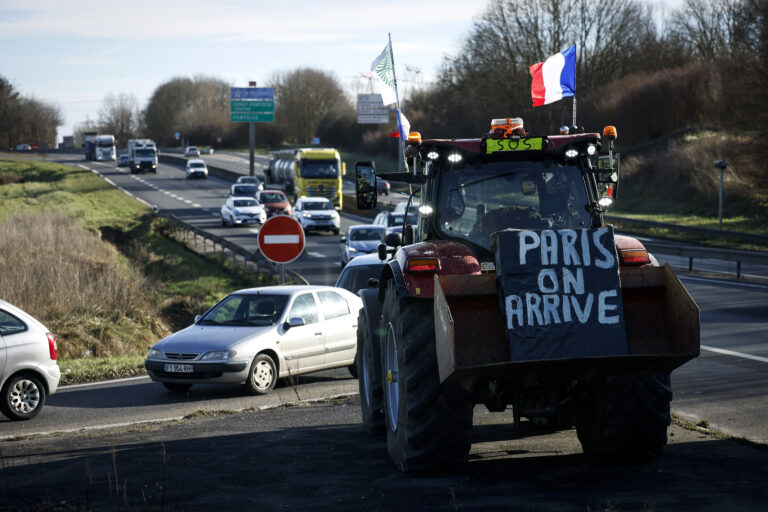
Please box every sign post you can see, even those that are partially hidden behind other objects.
[257,216,306,284]
[357,94,389,124]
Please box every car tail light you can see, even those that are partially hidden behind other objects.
[406,258,440,273]
[47,333,58,360]
[619,248,651,266]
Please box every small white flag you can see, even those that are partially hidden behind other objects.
[371,42,398,106]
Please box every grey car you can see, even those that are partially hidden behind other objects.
[0,299,60,420]
[145,286,363,395]
[340,225,386,268]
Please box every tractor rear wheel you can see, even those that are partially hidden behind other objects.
[380,281,473,472]
[575,372,672,462]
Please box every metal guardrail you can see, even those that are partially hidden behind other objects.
[606,214,768,246]
[155,211,309,285]
[642,240,768,278]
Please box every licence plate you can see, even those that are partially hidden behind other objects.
[486,137,544,153]
[164,363,193,373]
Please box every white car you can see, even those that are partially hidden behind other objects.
[186,159,208,179]
[145,285,363,394]
[184,146,200,158]
[0,299,60,420]
[221,196,267,227]
[340,225,386,267]
[292,196,340,235]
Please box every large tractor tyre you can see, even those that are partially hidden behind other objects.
[575,372,672,462]
[380,282,473,472]
[357,309,385,435]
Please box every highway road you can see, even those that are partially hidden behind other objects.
[3,153,766,449]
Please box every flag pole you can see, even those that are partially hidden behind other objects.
[572,44,577,127]
[572,97,577,127]
[388,33,409,172]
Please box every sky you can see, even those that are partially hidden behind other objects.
[0,0,682,143]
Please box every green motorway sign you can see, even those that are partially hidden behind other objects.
[231,100,274,113]
[230,87,275,123]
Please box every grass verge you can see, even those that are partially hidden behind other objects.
[0,158,273,383]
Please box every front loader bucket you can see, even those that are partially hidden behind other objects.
[434,264,700,385]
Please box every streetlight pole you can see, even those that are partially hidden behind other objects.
[714,160,727,230]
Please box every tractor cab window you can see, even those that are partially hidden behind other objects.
[436,160,591,251]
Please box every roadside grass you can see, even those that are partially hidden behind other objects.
[0,158,273,383]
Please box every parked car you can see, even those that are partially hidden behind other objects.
[220,196,267,227]
[117,153,130,167]
[15,144,31,152]
[144,285,363,394]
[229,184,259,199]
[292,196,340,235]
[236,175,265,191]
[184,146,200,158]
[0,299,60,420]
[334,252,386,293]
[340,225,386,267]
[377,178,390,195]
[256,190,292,217]
[185,159,208,179]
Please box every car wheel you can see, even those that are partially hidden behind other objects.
[0,373,46,421]
[244,353,277,395]
[163,382,192,393]
[332,228,340,235]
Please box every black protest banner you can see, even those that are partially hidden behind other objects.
[494,226,628,361]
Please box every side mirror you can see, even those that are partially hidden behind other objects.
[340,235,346,243]
[285,317,306,330]
[384,232,402,248]
[194,315,202,323]
[341,161,347,176]
[355,161,377,210]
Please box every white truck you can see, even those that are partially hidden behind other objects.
[127,139,158,174]
[94,135,116,161]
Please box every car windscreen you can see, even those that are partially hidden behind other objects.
[335,264,384,293]
[390,213,418,226]
[197,294,289,326]
[234,186,258,196]
[260,192,286,202]
[299,159,339,179]
[305,201,331,210]
[135,149,156,157]
[238,177,260,184]
[234,199,258,207]
[190,162,205,168]
[350,228,385,241]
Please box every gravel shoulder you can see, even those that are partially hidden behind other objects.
[1,397,767,512]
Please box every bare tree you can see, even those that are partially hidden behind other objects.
[98,93,140,146]
[272,68,349,144]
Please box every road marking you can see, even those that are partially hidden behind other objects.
[307,251,326,258]
[679,274,768,290]
[192,203,201,208]
[184,199,192,204]
[701,345,768,363]
[78,164,90,170]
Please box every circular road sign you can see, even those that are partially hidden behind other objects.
[258,216,305,264]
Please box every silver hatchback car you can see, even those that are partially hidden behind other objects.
[0,299,61,420]
[145,285,362,395]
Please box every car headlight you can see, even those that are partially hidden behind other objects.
[349,247,359,252]
[147,348,162,359]
[200,350,236,361]
[302,212,312,218]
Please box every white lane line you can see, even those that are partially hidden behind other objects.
[307,251,326,258]
[701,345,768,363]
[184,199,192,204]
[249,228,260,234]
[192,203,201,208]
[163,191,171,195]
[83,167,156,211]
[679,274,768,290]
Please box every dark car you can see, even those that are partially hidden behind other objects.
[256,190,292,217]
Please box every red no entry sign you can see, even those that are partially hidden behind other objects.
[258,216,305,264]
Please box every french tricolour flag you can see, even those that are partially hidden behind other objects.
[530,45,576,107]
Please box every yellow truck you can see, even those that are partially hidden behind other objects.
[266,148,346,209]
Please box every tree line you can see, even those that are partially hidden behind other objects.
[0,76,63,150]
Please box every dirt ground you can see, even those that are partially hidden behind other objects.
[1,396,766,512]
